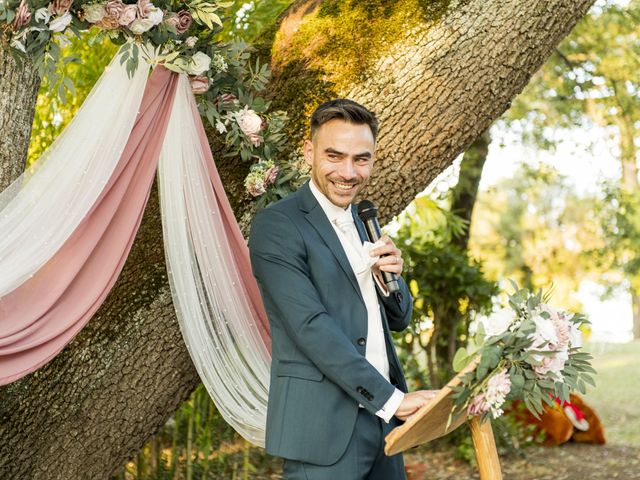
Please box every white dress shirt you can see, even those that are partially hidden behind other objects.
[309,180,404,423]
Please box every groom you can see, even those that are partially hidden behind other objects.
[249,99,436,479]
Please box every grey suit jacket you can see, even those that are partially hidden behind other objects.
[248,181,412,465]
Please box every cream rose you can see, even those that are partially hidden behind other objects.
[146,6,163,25]
[83,3,106,23]
[236,107,262,136]
[185,51,211,75]
[128,17,154,34]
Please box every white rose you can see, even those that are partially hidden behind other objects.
[128,17,154,34]
[236,107,263,136]
[35,7,52,23]
[49,12,72,32]
[530,313,559,346]
[83,3,106,23]
[478,308,515,338]
[147,6,163,25]
[185,36,197,48]
[185,51,211,75]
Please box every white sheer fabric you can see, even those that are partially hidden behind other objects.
[158,75,270,446]
[0,48,149,296]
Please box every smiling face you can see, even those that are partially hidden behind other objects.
[304,119,376,209]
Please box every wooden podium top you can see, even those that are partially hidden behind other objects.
[384,359,479,456]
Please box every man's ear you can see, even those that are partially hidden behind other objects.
[303,139,313,167]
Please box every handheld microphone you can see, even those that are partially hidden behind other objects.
[357,200,400,294]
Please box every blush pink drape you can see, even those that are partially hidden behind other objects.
[0,67,179,384]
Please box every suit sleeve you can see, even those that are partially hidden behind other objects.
[249,207,396,415]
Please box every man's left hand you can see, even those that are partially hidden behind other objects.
[370,235,404,276]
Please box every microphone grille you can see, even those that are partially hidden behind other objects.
[357,200,378,221]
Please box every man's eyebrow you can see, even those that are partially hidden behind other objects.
[324,147,345,155]
[323,148,372,159]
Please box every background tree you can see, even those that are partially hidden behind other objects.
[493,0,640,336]
[0,1,596,478]
[393,196,497,388]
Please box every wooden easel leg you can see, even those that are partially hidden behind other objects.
[468,416,503,480]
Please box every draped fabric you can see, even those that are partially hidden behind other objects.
[0,64,179,385]
[0,46,273,447]
[158,76,270,446]
[0,53,150,296]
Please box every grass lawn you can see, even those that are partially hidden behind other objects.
[583,341,640,446]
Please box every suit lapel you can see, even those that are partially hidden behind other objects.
[298,182,364,305]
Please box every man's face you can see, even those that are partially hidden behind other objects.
[304,119,376,209]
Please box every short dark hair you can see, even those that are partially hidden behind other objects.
[310,99,379,141]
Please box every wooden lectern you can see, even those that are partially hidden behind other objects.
[384,361,503,480]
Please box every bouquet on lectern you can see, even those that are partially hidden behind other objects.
[451,282,596,423]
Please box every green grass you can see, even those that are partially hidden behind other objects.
[582,341,640,446]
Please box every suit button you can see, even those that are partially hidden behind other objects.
[357,337,366,346]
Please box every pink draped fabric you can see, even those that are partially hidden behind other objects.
[189,97,271,349]
[0,66,179,385]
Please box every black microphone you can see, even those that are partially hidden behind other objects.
[357,200,400,294]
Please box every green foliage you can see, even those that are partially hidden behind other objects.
[470,162,606,312]
[28,33,117,165]
[594,185,640,292]
[392,195,498,388]
[451,284,595,424]
[116,384,278,479]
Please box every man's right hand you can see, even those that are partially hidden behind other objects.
[394,390,439,421]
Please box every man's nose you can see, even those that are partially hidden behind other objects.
[337,158,357,180]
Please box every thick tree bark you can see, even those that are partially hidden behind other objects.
[0,41,41,190]
[0,1,595,478]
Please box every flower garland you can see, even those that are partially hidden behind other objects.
[451,283,596,423]
[1,0,298,200]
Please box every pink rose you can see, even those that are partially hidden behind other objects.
[189,75,209,94]
[264,165,279,186]
[166,9,191,34]
[13,0,31,29]
[467,393,490,416]
[136,0,151,18]
[540,304,571,348]
[118,4,137,25]
[51,0,73,16]
[104,0,125,19]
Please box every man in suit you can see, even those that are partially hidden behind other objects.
[249,99,436,479]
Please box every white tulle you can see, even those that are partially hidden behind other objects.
[0,48,150,296]
[158,75,270,446]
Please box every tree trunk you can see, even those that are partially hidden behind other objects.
[451,128,491,250]
[0,1,596,477]
[0,41,41,190]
